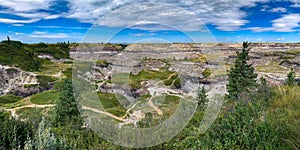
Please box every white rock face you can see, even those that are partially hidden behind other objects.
[0,65,39,97]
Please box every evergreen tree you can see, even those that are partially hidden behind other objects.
[197,86,209,111]
[7,36,11,44]
[55,79,82,128]
[227,42,258,100]
[285,68,296,86]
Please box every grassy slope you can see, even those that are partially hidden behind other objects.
[0,42,42,71]
[0,41,70,72]
[30,90,59,105]
[0,95,23,106]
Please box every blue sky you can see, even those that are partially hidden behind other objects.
[0,0,300,43]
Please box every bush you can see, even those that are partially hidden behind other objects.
[0,111,34,149]
[197,101,283,149]
[36,75,58,90]
[202,68,211,78]
[96,60,109,68]
[285,68,296,86]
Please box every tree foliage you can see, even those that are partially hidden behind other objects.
[285,68,296,86]
[25,117,67,150]
[227,42,258,100]
[0,111,34,149]
[197,86,209,111]
[54,79,82,128]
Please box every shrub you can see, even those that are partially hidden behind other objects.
[285,68,296,86]
[36,75,58,90]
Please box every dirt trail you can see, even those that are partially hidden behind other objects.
[147,72,178,115]
[4,104,55,119]
[82,106,126,122]
[82,105,146,127]
[148,97,163,116]
[2,72,179,125]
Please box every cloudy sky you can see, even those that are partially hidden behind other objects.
[0,0,300,43]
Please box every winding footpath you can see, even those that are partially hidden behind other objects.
[4,104,55,119]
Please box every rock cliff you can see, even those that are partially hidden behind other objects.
[0,65,40,97]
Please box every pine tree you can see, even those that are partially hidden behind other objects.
[227,42,258,100]
[197,86,209,111]
[7,36,11,44]
[55,79,82,127]
[285,68,296,86]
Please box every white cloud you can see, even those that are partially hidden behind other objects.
[129,32,156,37]
[97,3,204,31]
[260,5,269,11]
[0,0,51,12]
[290,0,300,7]
[0,0,59,24]
[270,7,287,13]
[2,0,298,33]
[14,32,25,35]
[38,26,89,30]
[12,24,24,27]
[66,0,269,31]
[29,31,69,39]
[15,13,60,20]
[249,14,300,32]
[0,18,40,24]
[276,37,285,41]
[272,14,300,32]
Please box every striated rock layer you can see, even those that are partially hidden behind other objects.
[0,65,40,97]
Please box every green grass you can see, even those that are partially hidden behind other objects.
[205,54,220,60]
[0,95,22,104]
[62,68,72,79]
[161,95,180,105]
[112,70,176,88]
[202,68,212,78]
[256,61,289,73]
[189,54,207,63]
[30,90,59,104]
[16,107,55,123]
[163,73,178,86]
[97,92,127,117]
[210,68,227,77]
[97,92,121,109]
[38,61,72,77]
[268,86,300,149]
[106,107,127,117]
[129,69,176,89]
[264,50,300,57]
[96,60,109,67]
[0,99,30,109]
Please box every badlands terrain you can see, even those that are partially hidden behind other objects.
[1,42,300,123]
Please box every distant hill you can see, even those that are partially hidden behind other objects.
[0,40,70,71]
